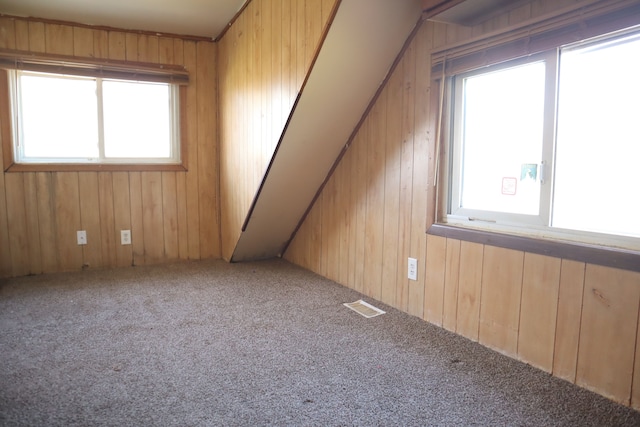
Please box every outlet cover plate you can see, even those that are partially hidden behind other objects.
[121,230,131,245]
[77,230,87,245]
[408,257,417,281]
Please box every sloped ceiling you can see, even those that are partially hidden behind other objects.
[0,0,246,39]
[231,0,424,261]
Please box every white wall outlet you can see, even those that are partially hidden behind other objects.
[408,257,417,281]
[77,230,87,245]
[121,230,132,245]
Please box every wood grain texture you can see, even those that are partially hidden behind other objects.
[517,253,561,372]
[0,17,219,277]
[424,234,446,326]
[479,246,524,357]
[456,241,483,341]
[553,259,585,383]
[218,0,338,261]
[282,0,640,409]
[576,265,640,405]
[442,238,460,332]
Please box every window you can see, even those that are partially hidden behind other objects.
[443,26,640,250]
[10,70,180,165]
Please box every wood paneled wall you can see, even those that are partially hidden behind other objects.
[284,0,640,409]
[217,0,337,261]
[0,17,220,277]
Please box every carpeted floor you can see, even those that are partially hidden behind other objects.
[1,258,638,426]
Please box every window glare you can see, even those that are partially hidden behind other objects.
[460,62,545,215]
[103,80,171,158]
[20,73,98,159]
[553,34,640,238]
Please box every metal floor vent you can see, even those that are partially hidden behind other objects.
[343,300,386,318]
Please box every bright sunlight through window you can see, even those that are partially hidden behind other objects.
[447,26,640,248]
[11,71,180,165]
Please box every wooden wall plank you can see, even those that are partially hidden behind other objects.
[28,22,45,52]
[184,40,200,259]
[5,173,30,277]
[479,246,524,357]
[424,234,446,326]
[36,173,59,273]
[23,173,42,275]
[112,172,132,267]
[353,129,367,295]
[456,241,483,341]
[53,172,82,271]
[553,259,585,383]
[576,265,640,405]
[141,172,165,263]
[15,19,29,50]
[128,172,145,265]
[161,173,179,260]
[363,94,387,300]
[98,173,117,267]
[381,63,403,307]
[407,22,432,319]
[78,172,104,269]
[518,253,561,372]
[395,38,416,313]
[442,238,460,332]
[196,41,219,259]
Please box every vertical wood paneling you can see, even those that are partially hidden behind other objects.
[112,172,132,267]
[363,93,386,300]
[196,41,219,259]
[518,253,561,372]
[1,17,219,278]
[218,0,337,260]
[381,63,403,307]
[36,173,59,273]
[479,246,524,357]
[5,174,29,277]
[184,40,201,260]
[98,173,117,267]
[407,21,431,319]
[442,238,460,332]
[78,172,104,268]
[53,173,82,271]
[424,234,446,326]
[456,241,483,341]
[353,130,367,295]
[283,0,640,410]
[576,265,640,405]
[553,259,585,382]
[141,172,165,263]
[395,40,416,313]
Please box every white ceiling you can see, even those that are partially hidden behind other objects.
[0,0,247,39]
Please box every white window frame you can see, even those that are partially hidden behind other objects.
[9,70,181,165]
[441,26,640,252]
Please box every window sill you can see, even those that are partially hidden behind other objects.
[4,162,187,173]
[427,223,640,273]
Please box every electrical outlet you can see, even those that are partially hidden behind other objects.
[121,230,131,245]
[77,230,87,245]
[408,257,417,281]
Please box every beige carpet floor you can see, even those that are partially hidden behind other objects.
[1,258,638,426]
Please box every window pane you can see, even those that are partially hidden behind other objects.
[553,33,640,238]
[459,62,545,215]
[20,73,98,159]
[103,80,171,158]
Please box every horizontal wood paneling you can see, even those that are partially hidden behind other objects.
[284,0,640,409]
[217,0,338,261]
[0,16,220,276]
